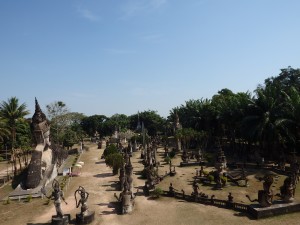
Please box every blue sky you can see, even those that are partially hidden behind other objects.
[0,0,299,118]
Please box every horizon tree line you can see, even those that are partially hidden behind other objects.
[1,66,300,175]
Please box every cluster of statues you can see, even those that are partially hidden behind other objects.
[181,149,203,163]
[143,141,162,191]
[42,180,94,225]
[115,150,136,214]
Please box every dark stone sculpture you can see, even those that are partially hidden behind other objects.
[74,186,95,224]
[42,179,69,225]
[27,98,56,189]
[168,183,176,197]
[279,176,295,203]
[247,174,274,207]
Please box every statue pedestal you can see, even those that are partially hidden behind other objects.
[76,211,95,224]
[51,214,70,225]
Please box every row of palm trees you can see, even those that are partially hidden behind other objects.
[169,67,300,161]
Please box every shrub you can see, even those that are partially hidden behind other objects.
[105,153,124,175]
[151,187,163,198]
[221,175,227,185]
[26,194,32,202]
[164,156,171,164]
[203,170,209,176]
[103,144,118,158]
[207,175,214,183]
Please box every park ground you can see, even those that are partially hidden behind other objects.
[0,142,300,225]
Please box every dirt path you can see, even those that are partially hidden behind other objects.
[2,143,300,225]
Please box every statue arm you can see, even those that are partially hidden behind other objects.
[60,192,68,204]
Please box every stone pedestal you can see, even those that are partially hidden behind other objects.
[51,214,70,225]
[76,211,95,224]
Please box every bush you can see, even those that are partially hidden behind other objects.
[26,194,32,202]
[151,187,163,198]
[203,170,209,176]
[164,156,171,164]
[221,175,227,185]
[103,144,118,158]
[0,156,4,162]
[105,153,124,175]
[207,175,214,183]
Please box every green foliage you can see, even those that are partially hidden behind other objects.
[129,110,166,136]
[164,156,171,164]
[63,128,78,149]
[0,156,3,162]
[103,144,118,158]
[207,175,214,183]
[221,175,227,185]
[202,170,209,176]
[105,153,124,175]
[80,114,107,137]
[26,194,32,202]
[151,187,163,198]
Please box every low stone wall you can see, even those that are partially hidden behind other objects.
[162,190,300,219]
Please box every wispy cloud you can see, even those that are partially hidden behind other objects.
[121,0,168,19]
[106,48,136,55]
[77,6,100,22]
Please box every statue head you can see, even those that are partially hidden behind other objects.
[31,98,50,146]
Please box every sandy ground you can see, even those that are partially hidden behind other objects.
[1,143,300,225]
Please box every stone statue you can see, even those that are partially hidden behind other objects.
[43,179,68,218]
[228,192,233,202]
[192,180,199,198]
[246,174,274,207]
[168,183,176,197]
[181,150,188,163]
[75,186,89,215]
[174,112,182,151]
[74,186,95,224]
[215,146,227,172]
[119,165,126,191]
[27,98,57,189]
[279,176,295,203]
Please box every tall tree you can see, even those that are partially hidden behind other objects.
[0,97,30,175]
[0,117,10,142]
[129,110,165,136]
[46,101,70,144]
[81,115,107,137]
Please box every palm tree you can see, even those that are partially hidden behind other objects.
[241,86,287,159]
[0,117,10,142]
[0,97,30,175]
